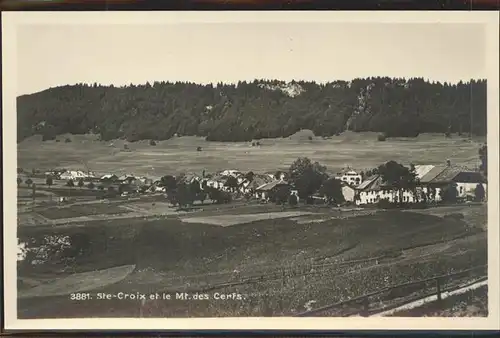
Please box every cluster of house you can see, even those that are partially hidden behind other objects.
[41,161,486,204]
[249,163,487,205]
[42,169,154,194]
[186,170,284,197]
[340,163,487,205]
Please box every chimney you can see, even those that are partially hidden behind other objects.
[446,159,451,167]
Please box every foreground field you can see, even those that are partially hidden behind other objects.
[17,203,487,318]
[391,285,488,317]
[17,131,484,177]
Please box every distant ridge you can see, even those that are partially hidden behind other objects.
[17,77,487,143]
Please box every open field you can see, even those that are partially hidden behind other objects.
[405,204,488,230]
[17,132,484,177]
[17,202,487,318]
[18,188,54,198]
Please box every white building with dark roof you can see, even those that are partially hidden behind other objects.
[336,169,363,187]
[418,164,486,201]
[355,175,421,205]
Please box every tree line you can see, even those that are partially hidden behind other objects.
[17,78,486,143]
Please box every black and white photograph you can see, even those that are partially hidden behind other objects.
[2,11,499,331]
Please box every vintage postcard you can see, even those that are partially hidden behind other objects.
[2,11,499,331]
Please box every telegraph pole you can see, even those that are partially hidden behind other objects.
[470,84,473,140]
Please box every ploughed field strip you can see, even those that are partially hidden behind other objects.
[181,211,316,227]
[17,200,187,227]
[17,205,487,318]
[35,204,132,220]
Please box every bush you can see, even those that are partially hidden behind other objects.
[65,138,72,143]
[440,184,458,203]
[307,136,313,141]
[288,194,298,207]
[474,183,485,202]
[149,140,157,146]
[377,133,387,142]
[197,146,202,151]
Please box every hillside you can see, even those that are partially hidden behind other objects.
[17,78,487,143]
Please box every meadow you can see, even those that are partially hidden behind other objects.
[17,131,485,178]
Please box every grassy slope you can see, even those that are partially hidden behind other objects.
[18,208,485,277]
[17,207,487,317]
[17,132,485,177]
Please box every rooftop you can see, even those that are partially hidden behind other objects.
[413,165,436,180]
[356,175,386,191]
[414,164,477,184]
[256,180,290,191]
[419,165,447,183]
[429,165,482,183]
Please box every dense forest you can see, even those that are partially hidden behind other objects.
[17,77,487,143]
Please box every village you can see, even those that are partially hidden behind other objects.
[17,154,488,213]
[16,151,489,318]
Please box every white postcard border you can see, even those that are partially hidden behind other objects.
[2,10,499,331]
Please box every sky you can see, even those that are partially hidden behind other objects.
[16,22,487,96]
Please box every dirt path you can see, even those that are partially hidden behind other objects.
[19,265,136,298]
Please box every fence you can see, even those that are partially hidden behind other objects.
[295,264,487,317]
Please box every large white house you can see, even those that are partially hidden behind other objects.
[355,175,421,205]
[336,169,363,187]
